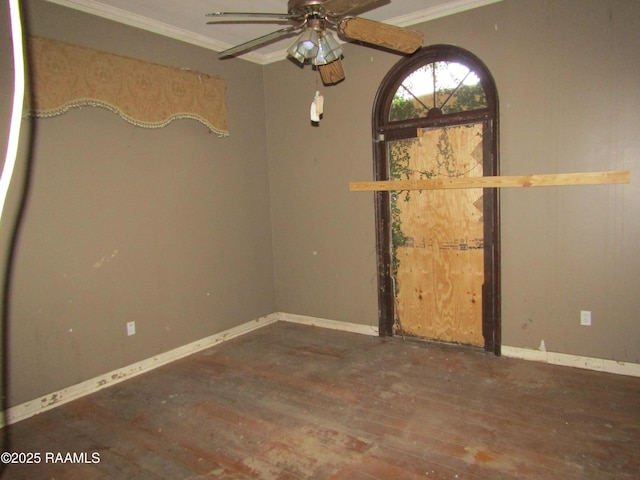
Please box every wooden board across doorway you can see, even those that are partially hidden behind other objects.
[350,170,630,191]
[393,124,484,346]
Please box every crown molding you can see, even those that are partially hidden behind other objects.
[387,0,503,27]
[45,0,502,65]
[45,0,266,64]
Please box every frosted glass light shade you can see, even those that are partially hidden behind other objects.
[313,32,343,66]
[287,29,320,63]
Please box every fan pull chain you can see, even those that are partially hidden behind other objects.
[310,90,324,123]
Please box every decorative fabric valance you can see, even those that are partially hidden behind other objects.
[26,36,229,136]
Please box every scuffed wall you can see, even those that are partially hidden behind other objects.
[2,0,275,407]
[265,0,640,362]
[2,0,639,413]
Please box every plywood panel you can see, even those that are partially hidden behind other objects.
[393,125,484,346]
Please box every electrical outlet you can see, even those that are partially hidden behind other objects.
[580,310,591,326]
[127,321,136,336]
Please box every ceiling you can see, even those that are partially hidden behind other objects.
[46,0,501,65]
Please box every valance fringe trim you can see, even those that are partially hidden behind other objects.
[27,99,230,137]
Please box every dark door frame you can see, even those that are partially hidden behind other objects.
[371,44,501,355]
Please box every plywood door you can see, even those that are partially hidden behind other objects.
[392,124,484,346]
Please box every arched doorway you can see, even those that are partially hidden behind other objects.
[372,45,501,354]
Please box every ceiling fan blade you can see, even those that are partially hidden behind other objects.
[318,59,345,85]
[322,0,389,17]
[218,24,303,58]
[206,12,293,22]
[207,19,292,25]
[338,17,423,54]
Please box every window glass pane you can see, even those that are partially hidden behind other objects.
[389,61,487,121]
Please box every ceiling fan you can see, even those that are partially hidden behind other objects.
[206,0,424,85]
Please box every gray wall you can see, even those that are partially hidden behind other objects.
[1,0,639,410]
[265,47,385,328]
[266,0,640,361]
[2,0,275,407]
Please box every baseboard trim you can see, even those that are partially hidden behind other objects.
[277,312,379,337]
[2,313,375,427]
[5,313,637,427]
[502,345,640,378]
[1,313,279,428]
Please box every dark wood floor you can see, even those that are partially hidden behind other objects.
[2,321,640,479]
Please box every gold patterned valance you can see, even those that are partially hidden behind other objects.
[26,36,228,136]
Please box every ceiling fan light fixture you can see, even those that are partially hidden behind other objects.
[287,28,319,63]
[313,31,343,66]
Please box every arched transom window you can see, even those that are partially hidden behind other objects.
[372,45,501,354]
